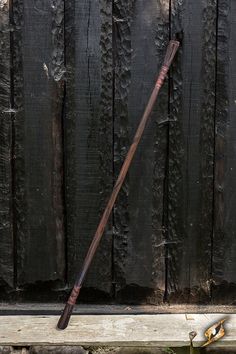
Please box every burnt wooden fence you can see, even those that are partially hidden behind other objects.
[0,0,236,305]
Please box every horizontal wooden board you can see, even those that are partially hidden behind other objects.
[0,314,234,347]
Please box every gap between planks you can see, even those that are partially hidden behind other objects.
[0,304,236,315]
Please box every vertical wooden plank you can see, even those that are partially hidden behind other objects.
[213,0,236,303]
[65,0,113,297]
[113,0,169,303]
[0,0,14,287]
[167,0,216,302]
[168,0,216,302]
[13,0,65,285]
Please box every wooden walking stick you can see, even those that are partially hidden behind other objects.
[57,39,179,329]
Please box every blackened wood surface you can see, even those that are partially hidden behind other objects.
[65,0,113,295]
[0,1,14,288]
[212,0,236,303]
[1,0,236,305]
[13,0,65,285]
[167,0,216,303]
[113,0,169,303]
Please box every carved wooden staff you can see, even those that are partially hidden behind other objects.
[57,39,179,329]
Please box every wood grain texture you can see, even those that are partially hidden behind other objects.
[113,0,169,303]
[0,0,235,305]
[13,0,65,285]
[167,0,216,303]
[212,0,236,303]
[0,0,14,288]
[0,314,234,347]
[65,0,113,295]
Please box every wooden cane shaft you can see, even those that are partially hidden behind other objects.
[57,40,179,330]
[76,83,161,286]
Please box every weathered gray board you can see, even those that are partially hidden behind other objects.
[0,314,234,347]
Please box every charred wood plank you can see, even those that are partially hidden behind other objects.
[113,0,169,303]
[167,0,216,302]
[13,0,65,285]
[65,0,113,297]
[0,0,14,288]
[212,0,236,303]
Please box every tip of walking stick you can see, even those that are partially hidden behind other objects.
[57,303,74,330]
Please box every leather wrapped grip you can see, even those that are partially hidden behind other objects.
[163,40,179,68]
[156,40,179,88]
